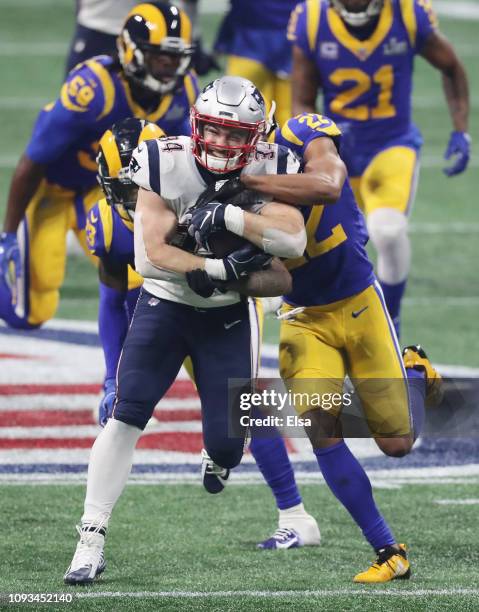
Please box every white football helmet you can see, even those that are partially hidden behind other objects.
[190,76,267,173]
[330,0,383,27]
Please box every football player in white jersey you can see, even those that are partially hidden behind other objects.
[64,76,307,585]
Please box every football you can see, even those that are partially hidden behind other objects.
[207,230,250,258]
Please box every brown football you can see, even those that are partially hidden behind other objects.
[207,230,249,258]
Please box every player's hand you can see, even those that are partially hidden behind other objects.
[194,177,259,210]
[0,232,21,294]
[99,378,116,427]
[186,268,227,298]
[443,131,471,176]
[223,243,272,281]
[188,201,228,247]
[192,38,220,76]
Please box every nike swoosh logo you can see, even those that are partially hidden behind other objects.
[200,211,212,229]
[352,306,368,318]
[276,536,299,549]
[224,319,241,330]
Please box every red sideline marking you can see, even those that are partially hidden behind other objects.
[0,432,203,452]
[0,379,197,398]
[0,409,202,427]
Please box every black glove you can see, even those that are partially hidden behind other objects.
[223,243,272,281]
[186,268,227,298]
[192,38,220,76]
[194,177,260,210]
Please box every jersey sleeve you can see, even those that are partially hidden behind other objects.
[275,113,342,159]
[414,0,439,52]
[26,58,116,164]
[287,1,320,61]
[130,139,161,194]
[85,200,112,258]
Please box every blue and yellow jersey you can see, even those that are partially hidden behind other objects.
[214,0,299,74]
[288,0,437,149]
[26,56,199,192]
[85,198,134,266]
[275,113,375,306]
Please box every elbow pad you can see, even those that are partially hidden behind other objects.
[262,227,307,259]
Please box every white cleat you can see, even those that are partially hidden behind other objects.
[258,505,321,550]
[64,524,106,585]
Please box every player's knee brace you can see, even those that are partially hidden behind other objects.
[367,208,411,284]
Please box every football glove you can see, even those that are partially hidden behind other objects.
[192,38,220,76]
[186,268,227,298]
[188,201,228,248]
[194,177,259,210]
[0,232,22,302]
[443,131,471,176]
[99,378,116,427]
[223,243,272,281]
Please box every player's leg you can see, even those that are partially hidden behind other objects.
[359,146,419,338]
[190,298,261,493]
[280,304,408,581]
[345,282,427,457]
[65,291,188,584]
[65,23,118,76]
[0,182,74,329]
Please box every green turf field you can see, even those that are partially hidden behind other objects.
[0,482,478,611]
[0,1,478,364]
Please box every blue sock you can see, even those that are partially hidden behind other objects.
[315,441,395,550]
[407,368,426,440]
[379,279,407,339]
[250,435,302,511]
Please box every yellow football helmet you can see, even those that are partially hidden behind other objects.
[97,118,164,220]
[118,1,194,95]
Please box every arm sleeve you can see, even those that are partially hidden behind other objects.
[414,0,439,52]
[287,1,315,60]
[26,60,109,164]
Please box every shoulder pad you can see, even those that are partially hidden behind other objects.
[60,56,116,119]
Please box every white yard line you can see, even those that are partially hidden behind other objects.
[435,498,479,505]
[74,587,479,599]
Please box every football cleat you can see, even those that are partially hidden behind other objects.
[259,509,321,550]
[402,345,443,406]
[64,524,106,585]
[201,449,230,494]
[353,544,410,583]
[257,527,302,550]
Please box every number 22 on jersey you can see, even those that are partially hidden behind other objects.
[285,206,347,271]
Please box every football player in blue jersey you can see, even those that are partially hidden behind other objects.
[214,0,300,127]
[235,111,443,581]
[287,0,470,337]
[0,1,199,331]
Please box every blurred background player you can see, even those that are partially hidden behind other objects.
[66,0,218,76]
[288,0,470,337]
[86,118,164,426]
[213,0,300,127]
[88,114,320,550]
[0,1,198,330]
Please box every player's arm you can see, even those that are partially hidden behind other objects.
[241,138,346,206]
[291,45,320,116]
[135,187,210,275]
[420,31,469,135]
[419,28,470,176]
[3,155,46,233]
[135,188,270,281]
